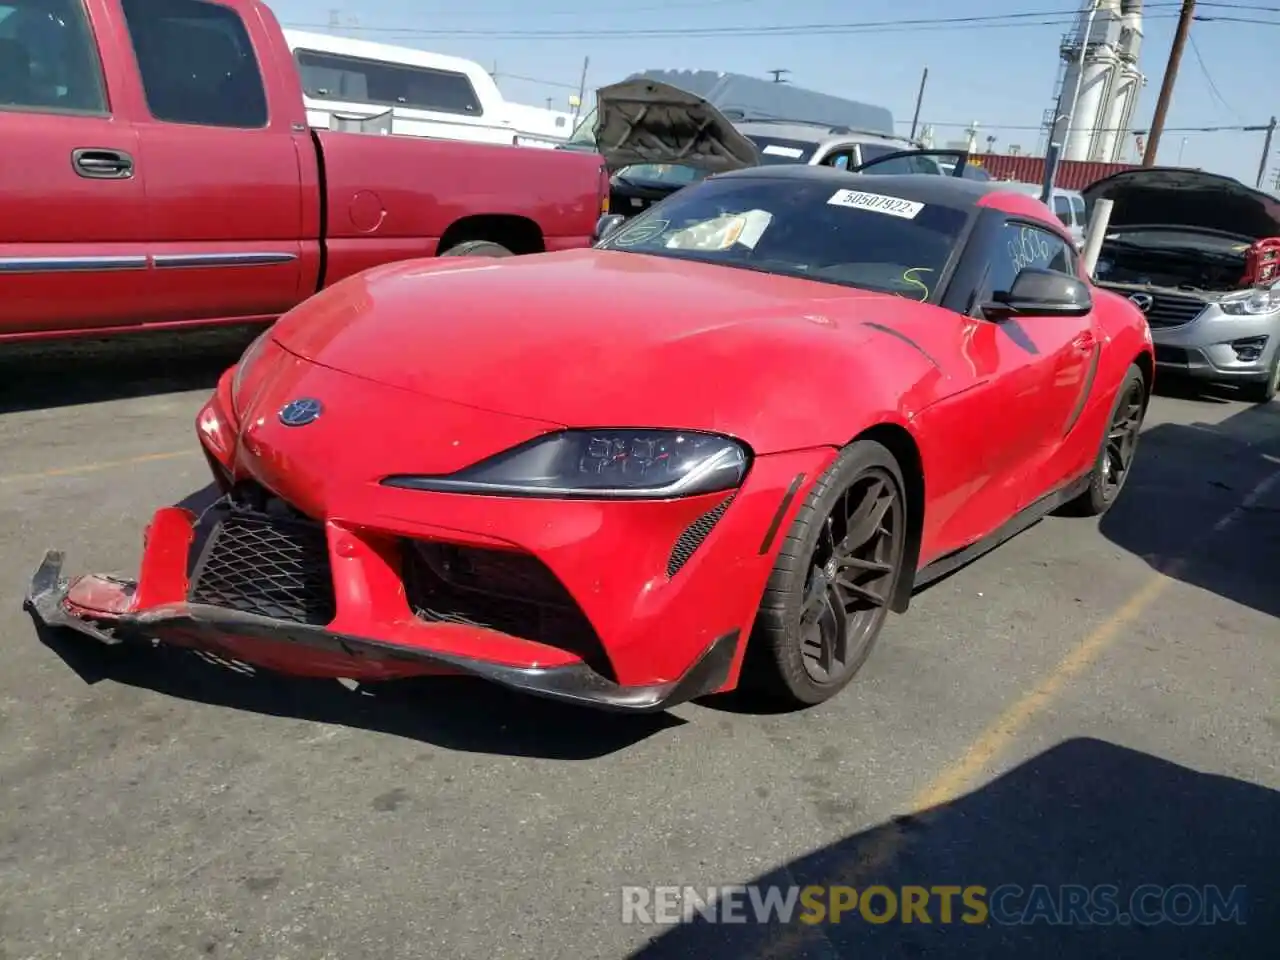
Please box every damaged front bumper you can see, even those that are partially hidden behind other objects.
[24,516,739,714]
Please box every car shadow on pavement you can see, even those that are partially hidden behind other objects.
[32,623,682,760]
[0,325,261,414]
[627,738,1278,959]
[1099,400,1280,620]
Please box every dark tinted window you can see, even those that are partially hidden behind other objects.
[0,0,105,113]
[745,136,817,164]
[982,220,1077,301]
[296,49,482,116]
[600,176,970,301]
[1052,195,1072,225]
[121,0,267,128]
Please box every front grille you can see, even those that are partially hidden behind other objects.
[1103,287,1208,328]
[188,511,336,625]
[667,495,734,578]
[402,541,612,678]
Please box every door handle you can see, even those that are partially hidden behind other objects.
[71,148,135,180]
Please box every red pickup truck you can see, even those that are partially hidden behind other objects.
[0,0,609,343]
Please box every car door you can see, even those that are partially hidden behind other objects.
[991,218,1097,508]
[0,0,149,338]
[119,0,304,324]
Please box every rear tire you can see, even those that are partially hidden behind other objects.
[439,240,514,258]
[1062,363,1147,517]
[741,440,909,709]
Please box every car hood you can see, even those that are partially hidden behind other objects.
[587,78,761,173]
[268,250,901,444]
[1083,167,1280,241]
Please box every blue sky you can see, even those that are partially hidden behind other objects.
[267,0,1278,187]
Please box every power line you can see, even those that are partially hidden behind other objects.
[1186,32,1243,119]
[282,6,1199,41]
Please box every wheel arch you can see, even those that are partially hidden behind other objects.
[852,422,925,613]
[1132,347,1155,403]
[438,214,546,255]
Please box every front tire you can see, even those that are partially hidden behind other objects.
[743,440,909,708]
[1062,363,1147,517]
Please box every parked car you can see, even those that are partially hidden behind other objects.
[0,0,608,343]
[1001,183,1089,249]
[563,78,974,218]
[32,169,1153,714]
[1084,167,1280,402]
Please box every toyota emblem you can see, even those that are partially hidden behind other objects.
[1128,293,1154,313]
[278,397,323,427]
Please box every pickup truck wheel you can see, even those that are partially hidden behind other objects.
[439,240,513,258]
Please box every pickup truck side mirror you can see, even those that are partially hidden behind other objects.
[982,268,1093,319]
[594,213,627,244]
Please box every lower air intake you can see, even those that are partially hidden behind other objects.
[188,512,336,625]
[667,495,735,578]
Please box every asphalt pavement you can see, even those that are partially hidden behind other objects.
[1,335,1276,960]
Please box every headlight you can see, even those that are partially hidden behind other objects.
[383,429,751,499]
[230,328,273,411]
[1220,286,1280,316]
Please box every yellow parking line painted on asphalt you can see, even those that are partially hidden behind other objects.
[754,461,1280,956]
[0,449,196,486]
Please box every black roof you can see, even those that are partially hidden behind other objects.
[713,165,1011,208]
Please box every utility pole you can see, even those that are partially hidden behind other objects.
[1143,0,1197,166]
[571,56,589,127]
[767,69,791,83]
[909,67,928,142]
[1256,116,1277,189]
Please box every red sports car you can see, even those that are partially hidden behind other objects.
[29,168,1154,712]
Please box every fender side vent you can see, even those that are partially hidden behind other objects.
[667,495,735,579]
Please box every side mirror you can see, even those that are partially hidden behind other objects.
[982,267,1093,319]
[593,213,627,243]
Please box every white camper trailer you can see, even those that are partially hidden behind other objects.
[282,30,573,147]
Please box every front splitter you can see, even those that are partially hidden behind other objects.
[25,550,740,714]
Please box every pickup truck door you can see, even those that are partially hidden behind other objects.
[0,0,149,338]
[118,0,306,325]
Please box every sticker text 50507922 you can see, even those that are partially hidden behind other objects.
[827,190,924,219]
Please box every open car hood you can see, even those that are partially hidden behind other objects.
[589,78,761,173]
[1083,167,1280,241]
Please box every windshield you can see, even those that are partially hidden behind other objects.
[598,176,970,301]
[616,164,708,186]
[566,106,598,149]
[745,136,819,165]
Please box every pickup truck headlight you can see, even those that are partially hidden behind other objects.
[1220,286,1280,316]
[383,429,751,499]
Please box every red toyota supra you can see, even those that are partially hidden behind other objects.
[29,167,1154,712]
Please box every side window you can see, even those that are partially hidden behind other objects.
[1070,195,1087,225]
[120,0,267,128]
[0,0,106,113]
[820,148,855,170]
[1052,195,1072,226]
[295,50,483,116]
[979,220,1077,306]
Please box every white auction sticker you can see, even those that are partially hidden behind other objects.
[827,189,924,219]
[762,144,805,159]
